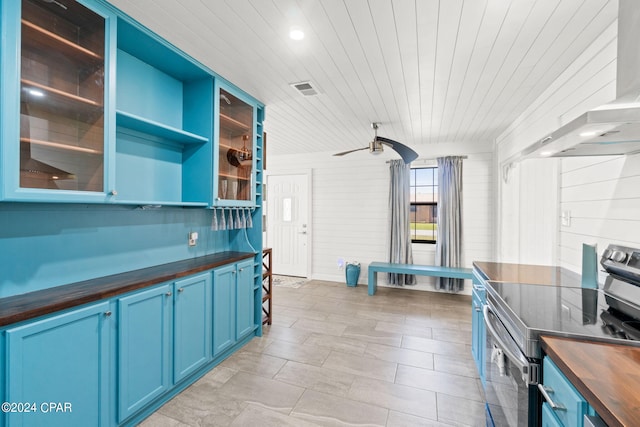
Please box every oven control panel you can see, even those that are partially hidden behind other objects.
[601,244,640,284]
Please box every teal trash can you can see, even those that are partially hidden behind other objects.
[345,262,360,287]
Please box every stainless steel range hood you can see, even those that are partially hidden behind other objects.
[529,0,640,158]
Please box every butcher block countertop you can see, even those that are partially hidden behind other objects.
[541,335,640,427]
[0,251,255,327]
[473,261,581,287]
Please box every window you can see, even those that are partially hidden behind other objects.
[410,167,437,243]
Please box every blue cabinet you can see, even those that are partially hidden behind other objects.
[173,272,212,383]
[1,258,257,427]
[542,401,564,427]
[213,263,236,356]
[0,0,116,203]
[4,301,112,427]
[213,259,256,356]
[213,82,258,207]
[1,0,266,207]
[236,258,256,338]
[540,357,590,427]
[471,272,486,384]
[117,283,172,422]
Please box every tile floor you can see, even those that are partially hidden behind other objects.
[140,280,486,426]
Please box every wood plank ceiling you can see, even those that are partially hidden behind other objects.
[108,0,617,156]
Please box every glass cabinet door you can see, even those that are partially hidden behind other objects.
[19,0,105,192]
[217,88,254,204]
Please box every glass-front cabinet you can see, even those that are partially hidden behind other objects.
[214,85,256,206]
[1,0,112,202]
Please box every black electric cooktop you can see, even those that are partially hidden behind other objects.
[486,281,640,359]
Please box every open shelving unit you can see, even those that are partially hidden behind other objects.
[114,17,212,206]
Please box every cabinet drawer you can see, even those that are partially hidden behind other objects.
[541,357,588,426]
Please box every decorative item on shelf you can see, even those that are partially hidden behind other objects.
[226,135,252,169]
[231,181,238,200]
[221,180,228,199]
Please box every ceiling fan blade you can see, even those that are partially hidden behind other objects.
[333,146,369,156]
[377,136,418,163]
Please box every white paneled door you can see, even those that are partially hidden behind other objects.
[267,174,309,277]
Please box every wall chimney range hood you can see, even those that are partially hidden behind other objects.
[529,0,640,158]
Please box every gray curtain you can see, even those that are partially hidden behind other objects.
[435,156,464,292]
[388,159,415,285]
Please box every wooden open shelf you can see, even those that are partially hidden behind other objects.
[20,138,103,155]
[22,19,103,62]
[218,172,251,181]
[21,79,103,108]
[220,113,251,133]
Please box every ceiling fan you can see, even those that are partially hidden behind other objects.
[333,123,418,164]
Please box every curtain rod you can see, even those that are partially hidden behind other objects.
[386,155,468,164]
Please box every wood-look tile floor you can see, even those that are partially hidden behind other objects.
[140,280,486,426]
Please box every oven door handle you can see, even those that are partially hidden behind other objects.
[483,304,532,383]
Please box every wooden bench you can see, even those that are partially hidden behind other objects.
[367,262,474,295]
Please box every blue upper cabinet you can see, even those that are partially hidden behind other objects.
[213,82,258,207]
[0,0,116,203]
[0,0,263,207]
[114,17,213,206]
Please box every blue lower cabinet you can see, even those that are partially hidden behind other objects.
[471,277,486,384]
[542,402,564,427]
[213,259,256,357]
[4,301,112,427]
[1,261,256,427]
[540,357,589,427]
[236,258,255,339]
[118,284,172,423]
[213,264,236,356]
[173,273,212,383]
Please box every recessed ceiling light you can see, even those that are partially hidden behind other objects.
[289,26,304,41]
[539,151,554,157]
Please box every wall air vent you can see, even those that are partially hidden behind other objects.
[290,81,318,96]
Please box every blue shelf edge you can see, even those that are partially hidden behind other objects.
[116,110,209,145]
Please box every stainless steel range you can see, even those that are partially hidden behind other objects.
[483,244,640,427]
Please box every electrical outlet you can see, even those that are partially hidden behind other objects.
[561,304,571,319]
[188,231,198,247]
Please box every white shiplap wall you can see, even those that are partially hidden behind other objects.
[559,154,640,281]
[496,17,640,276]
[267,142,494,294]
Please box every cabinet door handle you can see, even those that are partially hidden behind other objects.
[104,311,112,317]
[109,189,118,196]
[474,304,482,312]
[239,268,244,272]
[232,271,236,275]
[537,384,566,410]
[178,288,184,293]
[166,291,172,297]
